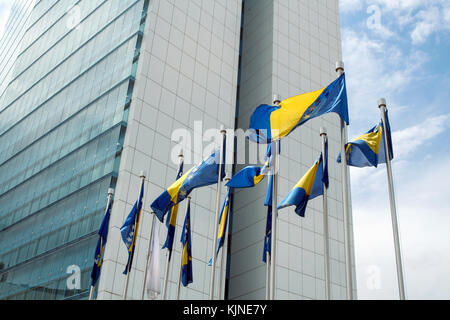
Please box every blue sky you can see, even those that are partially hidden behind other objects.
[340,0,450,299]
[0,0,449,300]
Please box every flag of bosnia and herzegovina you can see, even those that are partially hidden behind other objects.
[151,148,226,223]
[278,153,327,217]
[249,73,349,143]
[338,110,394,168]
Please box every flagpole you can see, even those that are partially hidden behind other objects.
[219,174,231,300]
[177,196,191,300]
[336,61,354,300]
[141,212,156,300]
[265,250,271,300]
[176,242,182,300]
[209,127,227,300]
[265,202,271,300]
[123,171,146,300]
[320,128,331,300]
[89,188,115,300]
[270,94,281,300]
[378,98,406,300]
[162,150,184,300]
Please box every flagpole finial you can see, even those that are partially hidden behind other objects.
[220,125,227,135]
[140,171,146,179]
[378,98,387,108]
[336,61,345,74]
[179,148,184,158]
[320,127,327,137]
[225,172,232,182]
[273,94,281,105]
[108,188,115,196]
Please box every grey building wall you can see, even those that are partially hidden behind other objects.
[228,0,357,300]
[96,0,242,300]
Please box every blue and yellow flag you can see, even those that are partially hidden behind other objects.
[338,111,393,168]
[162,161,184,257]
[151,148,226,223]
[262,175,273,263]
[323,137,329,189]
[249,74,349,143]
[208,188,231,266]
[180,201,193,287]
[226,165,267,188]
[278,153,327,217]
[121,180,144,275]
[226,144,273,189]
[90,198,112,287]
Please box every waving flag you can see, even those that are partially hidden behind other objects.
[278,153,327,217]
[146,218,161,299]
[262,174,273,263]
[180,201,193,287]
[162,161,184,256]
[151,148,226,223]
[208,188,231,266]
[226,144,274,189]
[249,74,349,143]
[338,111,393,168]
[323,136,329,189]
[226,165,267,188]
[90,199,112,286]
[121,181,144,274]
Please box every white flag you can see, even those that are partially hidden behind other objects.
[146,219,161,299]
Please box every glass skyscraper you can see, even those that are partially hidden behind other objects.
[0,0,151,300]
[0,0,355,300]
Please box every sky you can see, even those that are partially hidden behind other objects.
[0,0,449,300]
[340,0,450,299]
[0,0,14,39]
[0,0,24,39]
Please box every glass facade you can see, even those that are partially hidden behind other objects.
[0,0,36,98]
[0,0,150,300]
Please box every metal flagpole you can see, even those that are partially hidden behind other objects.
[320,128,331,300]
[141,213,156,300]
[89,188,115,300]
[336,61,354,300]
[176,243,182,300]
[123,171,146,300]
[265,169,272,300]
[209,127,227,300]
[176,196,191,300]
[162,151,184,300]
[270,94,281,300]
[378,98,406,300]
[219,174,231,300]
[265,251,271,300]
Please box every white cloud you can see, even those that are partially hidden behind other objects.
[370,0,423,11]
[342,0,450,301]
[353,157,450,299]
[393,114,450,159]
[368,0,450,45]
[341,28,427,130]
[410,6,450,45]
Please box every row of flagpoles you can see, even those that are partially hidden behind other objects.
[87,61,406,300]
